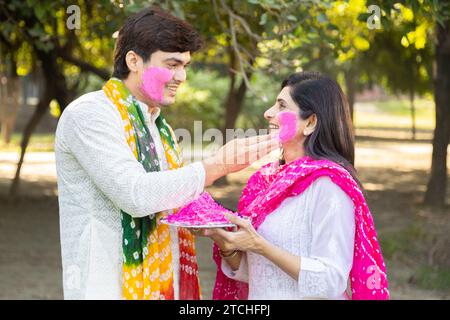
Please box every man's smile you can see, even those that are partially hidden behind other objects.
[167,84,179,96]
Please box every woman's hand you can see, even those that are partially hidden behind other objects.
[201,213,268,255]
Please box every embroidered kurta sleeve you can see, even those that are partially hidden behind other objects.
[298,177,355,299]
[221,253,249,283]
[58,99,205,217]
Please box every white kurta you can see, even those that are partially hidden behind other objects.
[55,90,205,300]
[222,176,355,299]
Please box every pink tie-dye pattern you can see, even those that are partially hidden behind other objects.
[141,67,174,103]
[211,156,390,300]
[278,111,298,143]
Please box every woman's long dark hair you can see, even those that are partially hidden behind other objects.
[281,71,360,184]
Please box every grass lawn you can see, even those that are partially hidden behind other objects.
[0,133,55,153]
[354,98,435,130]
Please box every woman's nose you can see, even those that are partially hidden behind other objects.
[264,106,276,120]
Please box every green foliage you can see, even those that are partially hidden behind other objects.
[415,266,450,291]
[161,66,281,132]
[163,68,228,131]
[1,0,133,91]
[380,223,428,259]
[1,0,449,130]
[359,2,436,97]
[238,71,279,129]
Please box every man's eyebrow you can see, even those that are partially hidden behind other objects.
[163,57,191,65]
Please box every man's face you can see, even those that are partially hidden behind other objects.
[140,50,191,105]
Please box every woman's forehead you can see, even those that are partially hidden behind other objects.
[277,86,296,106]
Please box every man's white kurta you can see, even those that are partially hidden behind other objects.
[55,90,205,299]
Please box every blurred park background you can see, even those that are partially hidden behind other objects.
[0,0,449,299]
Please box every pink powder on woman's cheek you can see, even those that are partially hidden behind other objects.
[278,111,298,143]
[141,67,174,103]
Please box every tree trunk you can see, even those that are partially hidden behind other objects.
[0,61,20,144]
[424,20,450,207]
[222,78,248,135]
[409,88,416,141]
[9,91,52,196]
[0,75,7,142]
[214,75,249,186]
[9,50,69,196]
[345,68,356,122]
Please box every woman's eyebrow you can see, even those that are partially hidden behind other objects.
[277,98,287,104]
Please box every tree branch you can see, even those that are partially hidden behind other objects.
[58,51,110,80]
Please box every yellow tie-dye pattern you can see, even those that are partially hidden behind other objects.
[103,81,175,300]
[103,79,201,300]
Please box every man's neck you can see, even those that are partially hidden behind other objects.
[123,77,157,112]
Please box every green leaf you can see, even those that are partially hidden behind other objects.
[28,25,44,38]
[34,6,46,21]
[259,12,267,25]
[35,41,54,52]
[358,12,371,23]
[317,12,327,24]
[287,15,297,22]
[326,23,339,31]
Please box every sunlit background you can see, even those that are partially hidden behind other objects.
[0,0,449,299]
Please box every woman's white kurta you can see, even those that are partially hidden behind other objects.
[222,176,355,299]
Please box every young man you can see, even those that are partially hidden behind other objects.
[55,7,277,300]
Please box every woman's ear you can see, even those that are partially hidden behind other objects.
[303,114,317,136]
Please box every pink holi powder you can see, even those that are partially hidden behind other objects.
[278,111,298,143]
[165,192,238,226]
[141,67,174,103]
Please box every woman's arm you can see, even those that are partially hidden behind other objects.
[203,228,243,271]
[210,214,302,280]
[221,250,243,271]
[259,238,301,281]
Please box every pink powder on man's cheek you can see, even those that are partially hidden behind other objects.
[278,111,298,143]
[141,67,174,103]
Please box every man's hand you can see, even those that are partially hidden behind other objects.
[202,134,279,186]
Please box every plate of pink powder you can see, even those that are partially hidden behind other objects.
[160,192,238,228]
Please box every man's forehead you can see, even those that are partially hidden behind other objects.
[154,50,191,64]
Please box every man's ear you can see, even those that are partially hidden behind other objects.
[303,114,317,136]
[125,50,141,74]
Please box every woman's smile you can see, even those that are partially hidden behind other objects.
[268,123,279,133]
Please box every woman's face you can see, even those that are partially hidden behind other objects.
[264,86,314,146]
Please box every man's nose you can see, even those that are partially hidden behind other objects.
[173,68,187,82]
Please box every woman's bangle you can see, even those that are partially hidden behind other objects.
[219,249,239,258]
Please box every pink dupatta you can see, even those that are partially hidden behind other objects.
[212,156,389,300]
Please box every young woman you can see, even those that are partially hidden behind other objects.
[202,71,389,300]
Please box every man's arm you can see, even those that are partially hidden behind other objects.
[60,100,278,217]
[60,101,206,217]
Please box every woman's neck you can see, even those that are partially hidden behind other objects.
[282,143,305,163]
